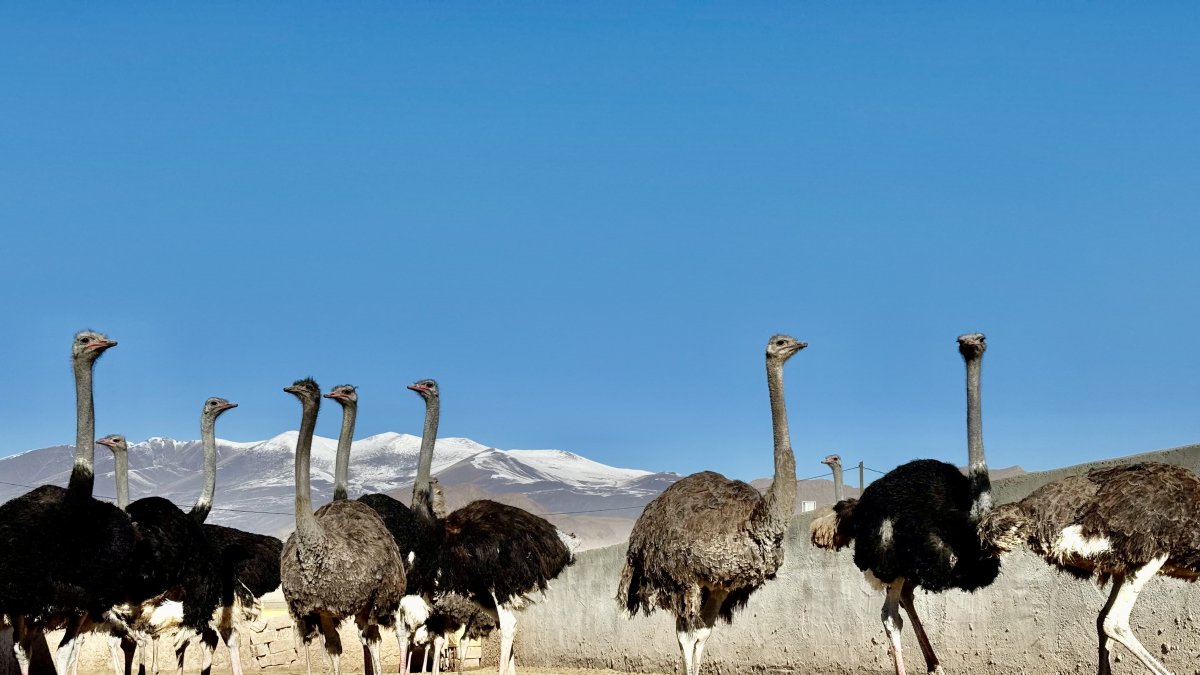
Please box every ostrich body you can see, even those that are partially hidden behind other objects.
[279,378,406,675]
[979,462,1200,675]
[418,592,493,675]
[406,379,573,675]
[0,331,138,675]
[617,335,805,675]
[810,333,998,675]
[823,454,845,502]
[200,523,283,675]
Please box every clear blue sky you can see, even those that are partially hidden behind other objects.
[3,3,1198,483]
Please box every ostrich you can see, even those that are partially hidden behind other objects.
[197,524,283,675]
[418,592,495,675]
[0,331,138,675]
[810,333,999,675]
[822,454,845,502]
[321,382,429,675]
[279,378,406,675]
[617,334,805,675]
[406,379,574,675]
[979,465,1200,674]
[87,398,231,675]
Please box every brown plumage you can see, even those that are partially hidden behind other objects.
[279,378,405,675]
[979,461,1200,675]
[617,335,805,675]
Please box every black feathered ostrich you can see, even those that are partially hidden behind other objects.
[406,379,574,675]
[811,333,999,675]
[0,331,137,675]
[87,400,228,675]
[322,382,433,675]
[618,334,805,675]
[979,464,1200,674]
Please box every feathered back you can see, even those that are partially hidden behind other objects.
[203,523,283,604]
[0,485,137,619]
[438,500,572,605]
[810,498,858,551]
[126,496,221,630]
[356,493,442,595]
[849,459,1000,592]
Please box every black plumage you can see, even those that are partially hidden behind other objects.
[0,485,136,621]
[202,523,283,608]
[844,459,1000,592]
[124,496,221,631]
[437,500,572,606]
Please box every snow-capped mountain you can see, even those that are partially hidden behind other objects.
[0,434,682,546]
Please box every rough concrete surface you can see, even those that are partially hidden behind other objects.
[515,444,1200,674]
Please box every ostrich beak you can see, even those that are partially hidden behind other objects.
[88,338,118,352]
[218,402,238,411]
[407,384,426,393]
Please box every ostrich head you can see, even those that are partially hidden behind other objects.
[72,331,117,361]
[203,397,238,420]
[323,384,358,406]
[284,378,322,403]
[957,332,987,359]
[977,503,1025,554]
[766,335,807,361]
[821,454,842,468]
[96,434,128,453]
[407,379,440,401]
[429,477,447,518]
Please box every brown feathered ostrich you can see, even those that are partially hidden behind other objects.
[279,378,406,675]
[617,334,805,675]
[979,464,1200,675]
[810,333,999,675]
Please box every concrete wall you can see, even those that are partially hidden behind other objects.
[514,444,1200,674]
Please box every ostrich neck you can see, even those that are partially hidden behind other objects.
[965,353,991,518]
[190,415,219,523]
[411,397,440,524]
[830,463,844,502]
[332,403,356,501]
[755,358,796,537]
[112,450,129,509]
[294,400,324,549]
[69,358,96,496]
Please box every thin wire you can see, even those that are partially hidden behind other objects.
[0,468,852,517]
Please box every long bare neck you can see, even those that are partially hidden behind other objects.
[965,352,991,519]
[112,450,129,509]
[190,415,219,523]
[294,400,323,547]
[69,358,96,496]
[830,463,844,502]
[332,403,356,501]
[411,397,440,524]
[755,357,796,537]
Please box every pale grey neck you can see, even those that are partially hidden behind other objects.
[190,414,218,523]
[411,397,440,523]
[112,450,129,509]
[294,400,323,547]
[965,353,991,517]
[69,358,96,496]
[830,463,844,502]
[758,358,797,535]
[332,403,356,502]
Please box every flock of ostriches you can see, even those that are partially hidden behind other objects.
[1,331,1198,675]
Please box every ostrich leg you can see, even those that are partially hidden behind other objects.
[11,617,31,675]
[55,615,87,675]
[221,624,245,675]
[1099,556,1173,675]
[900,581,942,674]
[395,624,410,675]
[689,589,728,675]
[1096,573,1125,675]
[494,600,518,675]
[432,634,445,675]
[881,580,908,675]
[107,632,126,675]
[356,621,382,675]
[318,615,342,675]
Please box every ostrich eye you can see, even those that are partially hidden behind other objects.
[80,337,91,344]
[775,340,785,346]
